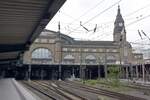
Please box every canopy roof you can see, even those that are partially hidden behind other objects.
[0,0,66,63]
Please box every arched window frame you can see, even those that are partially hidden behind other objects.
[85,55,96,64]
[63,54,75,64]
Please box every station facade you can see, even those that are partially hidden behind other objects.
[20,6,144,80]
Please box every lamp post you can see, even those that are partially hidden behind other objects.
[58,21,62,81]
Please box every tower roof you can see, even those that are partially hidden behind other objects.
[113,6,125,33]
[113,6,126,42]
[115,5,124,24]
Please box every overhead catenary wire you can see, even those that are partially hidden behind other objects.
[67,0,122,35]
[68,3,150,33]
[66,0,106,27]
[86,13,150,41]
[55,5,150,38]
[126,14,150,26]
[124,2,150,18]
[59,0,150,35]
[51,1,150,45]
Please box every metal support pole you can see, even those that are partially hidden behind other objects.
[58,26,62,81]
[72,67,75,78]
[130,65,133,80]
[79,44,82,79]
[142,63,145,82]
[98,65,101,79]
[28,64,31,81]
[25,71,28,80]
[89,69,92,80]
[104,51,107,79]
[58,64,61,80]
[40,69,44,80]
[126,66,128,79]
[136,65,139,79]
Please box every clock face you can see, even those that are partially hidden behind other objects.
[119,22,123,26]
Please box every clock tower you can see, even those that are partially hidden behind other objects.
[113,6,126,42]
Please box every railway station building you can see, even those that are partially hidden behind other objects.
[1,6,146,80]
[19,6,144,80]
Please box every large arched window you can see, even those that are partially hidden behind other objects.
[85,55,96,64]
[32,48,52,59]
[31,48,52,64]
[63,55,75,64]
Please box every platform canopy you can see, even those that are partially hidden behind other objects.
[0,0,66,63]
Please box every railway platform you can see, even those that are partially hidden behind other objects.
[0,78,40,100]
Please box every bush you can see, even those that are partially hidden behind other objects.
[107,65,120,87]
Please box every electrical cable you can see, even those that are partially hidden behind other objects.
[66,0,105,27]
[67,0,122,35]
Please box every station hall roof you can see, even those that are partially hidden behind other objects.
[0,0,66,63]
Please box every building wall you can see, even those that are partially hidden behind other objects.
[23,30,139,65]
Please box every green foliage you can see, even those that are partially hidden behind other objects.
[85,80,97,85]
[108,65,120,79]
[107,65,120,87]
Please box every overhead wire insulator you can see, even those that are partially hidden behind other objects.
[94,24,97,33]
[80,21,89,32]
[138,30,143,40]
[141,30,150,40]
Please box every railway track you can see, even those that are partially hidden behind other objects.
[124,84,150,92]
[92,80,150,92]
[34,80,89,100]
[21,80,147,100]
[57,81,146,100]
[127,83,150,90]
[39,80,95,100]
[21,81,57,100]
[21,81,88,100]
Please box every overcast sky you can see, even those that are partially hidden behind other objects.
[46,0,150,51]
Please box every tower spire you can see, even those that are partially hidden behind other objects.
[118,5,120,15]
[113,6,126,42]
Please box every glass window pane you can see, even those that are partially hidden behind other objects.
[31,48,52,60]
